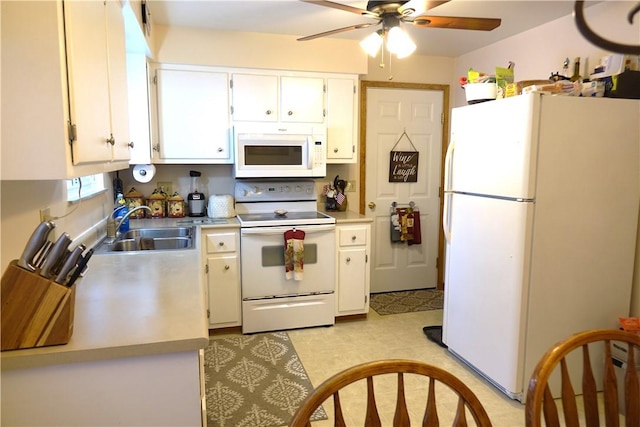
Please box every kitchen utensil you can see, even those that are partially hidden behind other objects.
[54,244,85,285]
[17,220,56,272]
[187,170,206,217]
[39,233,71,279]
[66,248,94,287]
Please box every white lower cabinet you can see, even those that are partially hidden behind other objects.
[336,223,371,316]
[202,228,241,328]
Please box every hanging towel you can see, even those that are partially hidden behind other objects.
[408,209,422,245]
[284,229,305,280]
[390,210,402,242]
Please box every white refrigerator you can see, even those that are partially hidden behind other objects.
[442,92,640,402]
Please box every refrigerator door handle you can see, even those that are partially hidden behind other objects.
[443,192,452,242]
[444,138,455,192]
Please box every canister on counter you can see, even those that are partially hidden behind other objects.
[124,187,145,218]
[167,192,185,218]
[146,189,166,218]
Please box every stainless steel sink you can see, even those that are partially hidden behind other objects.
[94,227,195,253]
[120,227,194,239]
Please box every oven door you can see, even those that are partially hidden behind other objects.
[240,224,335,299]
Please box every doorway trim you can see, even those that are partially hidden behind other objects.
[358,80,450,289]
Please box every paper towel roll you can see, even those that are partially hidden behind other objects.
[132,164,156,183]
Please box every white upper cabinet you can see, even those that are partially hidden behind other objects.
[154,67,231,163]
[231,73,324,123]
[326,77,358,163]
[280,76,325,123]
[1,0,131,180]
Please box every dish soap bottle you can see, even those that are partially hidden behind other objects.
[114,193,129,233]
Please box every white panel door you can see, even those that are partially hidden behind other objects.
[365,88,443,292]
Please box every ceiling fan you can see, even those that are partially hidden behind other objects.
[297,0,502,42]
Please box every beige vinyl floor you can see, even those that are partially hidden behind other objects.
[286,309,527,426]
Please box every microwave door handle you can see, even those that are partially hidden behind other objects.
[241,225,335,236]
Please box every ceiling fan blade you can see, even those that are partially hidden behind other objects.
[411,15,501,31]
[398,0,450,16]
[297,22,378,41]
[300,0,378,18]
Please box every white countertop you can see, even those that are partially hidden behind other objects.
[322,209,373,224]
[0,219,223,371]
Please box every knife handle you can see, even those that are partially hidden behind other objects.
[17,221,56,271]
[39,233,71,279]
[54,244,85,285]
[66,248,94,287]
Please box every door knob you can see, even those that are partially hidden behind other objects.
[368,202,376,209]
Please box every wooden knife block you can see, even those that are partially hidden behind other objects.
[1,260,76,351]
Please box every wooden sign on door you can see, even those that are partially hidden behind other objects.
[389,151,419,182]
[389,130,419,182]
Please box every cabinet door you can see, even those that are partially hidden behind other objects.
[106,0,131,162]
[327,77,357,163]
[156,69,231,162]
[280,76,324,123]
[337,247,368,313]
[231,73,278,122]
[207,255,241,327]
[64,0,113,164]
[126,53,152,164]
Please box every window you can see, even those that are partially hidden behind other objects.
[66,173,106,202]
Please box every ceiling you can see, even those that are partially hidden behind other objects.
[147,1,593,57]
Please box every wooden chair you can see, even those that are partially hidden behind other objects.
[525,329,640,427]
[288,359,493,427]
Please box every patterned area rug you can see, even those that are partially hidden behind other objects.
[204,331,327,426]
[370,288,444,315]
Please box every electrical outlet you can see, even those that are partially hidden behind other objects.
[157,181,173,195]
[346,180,356,192]
[39,208,51,222]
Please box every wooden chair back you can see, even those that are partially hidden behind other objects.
[526,329,640,427]
[288,359,493,427]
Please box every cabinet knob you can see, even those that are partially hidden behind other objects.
[106,134,115,146]
[346,257,351,263]
[218,242,224,247]
[217,147,223,152]
[351,235,357,241]
[266,110,272,115]
[368,202,376,209]
[224,265,230,270]
[333,148,339,153]
[128,141,135,148]
[153,144,160,153]
[287,110,293,116]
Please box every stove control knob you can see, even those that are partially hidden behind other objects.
[283,186,290,192]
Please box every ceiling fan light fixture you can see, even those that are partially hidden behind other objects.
[387,26,416,58]
[360,30,384,57]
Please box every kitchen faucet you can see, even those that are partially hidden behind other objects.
[106,206,152,240]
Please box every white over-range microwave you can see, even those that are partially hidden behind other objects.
[234,125,326,178]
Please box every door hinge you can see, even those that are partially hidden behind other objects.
[323,84,326,93]
[68,122,77,142]
[230,105,234,115]
[365,254,368,263]
[153,74,157,85]
[353,84,356,94]
[323,108,326,118]
[229,79,233,89]
[207,309,210,319]
[353,145,356,153]
[205,264,209,274]
[441,112,444,124]
[365,294,368,303]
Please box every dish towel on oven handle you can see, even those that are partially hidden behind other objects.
[284,229,305,280]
